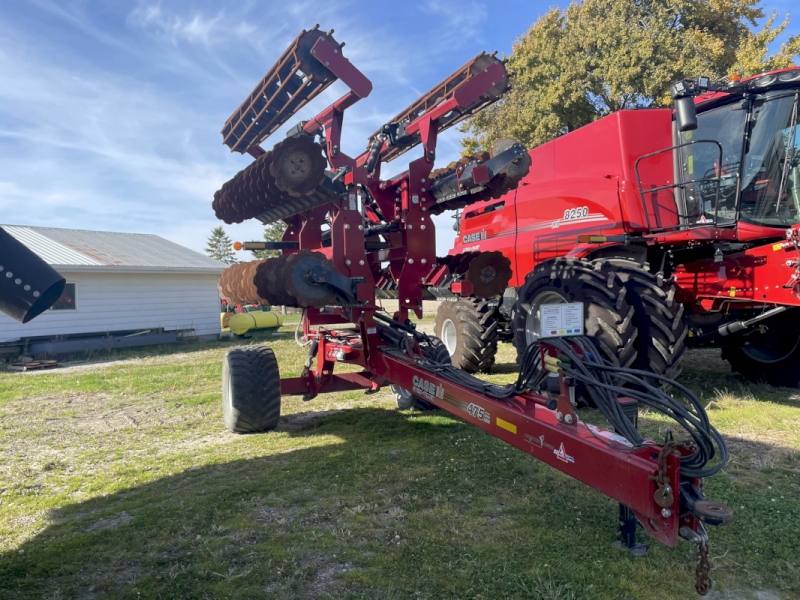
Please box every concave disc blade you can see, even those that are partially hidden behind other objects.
[270,135,327,197]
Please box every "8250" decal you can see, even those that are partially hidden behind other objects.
[563,207,589,220]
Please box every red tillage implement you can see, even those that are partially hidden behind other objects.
[213,26,732,596]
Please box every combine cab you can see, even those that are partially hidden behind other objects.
[441,69,800,386]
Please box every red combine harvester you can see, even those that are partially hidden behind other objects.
[213,26,732,595]
[438,69,800,387]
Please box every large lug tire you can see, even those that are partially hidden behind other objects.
[222,346,282,433]
[603,259,688,383]
[722,333,800,387]
[434,298,499,373]
[391,336,451,410]
[513,258,638,368]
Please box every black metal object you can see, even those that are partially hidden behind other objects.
[0,228,66,324]
[680,481,735,526]
[428,142,527,202]
[243,241,300,251]
[308,265,363,304]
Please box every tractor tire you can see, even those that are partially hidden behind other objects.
[722,332,800,387]
[513,258,637,368]
[602,259,688,383]
[391,336,451,410]
[222,346,282,433]
[434,298,498,373]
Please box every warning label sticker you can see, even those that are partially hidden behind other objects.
[539,303,584,338]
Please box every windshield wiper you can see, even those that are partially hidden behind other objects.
[775,92,799,222]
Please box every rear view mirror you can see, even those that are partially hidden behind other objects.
[675,97,698,132]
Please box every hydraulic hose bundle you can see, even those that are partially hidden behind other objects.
[379,317,727,480]
[518,335,728,478]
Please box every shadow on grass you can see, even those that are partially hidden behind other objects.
[1,407,798,600]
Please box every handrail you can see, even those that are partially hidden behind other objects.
[634,139,724,232]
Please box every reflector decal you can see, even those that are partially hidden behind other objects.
[496,417,517,434]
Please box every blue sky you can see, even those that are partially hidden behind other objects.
[1,1,798,258]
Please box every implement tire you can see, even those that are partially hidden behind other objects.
[222,346,282,433]
[434,298,498,373]
[513,258,637,368]
[603,259,688,384]
[391,336,451,411]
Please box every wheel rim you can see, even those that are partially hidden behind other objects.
[391,384,415,409]
[441,318,458,356]
[741,335,800,363]
[525,290,568,345]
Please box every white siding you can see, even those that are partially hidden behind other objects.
[0,271,221,343]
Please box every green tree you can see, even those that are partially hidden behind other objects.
[461,0,800,153]
[205,226,237,264]
[252,221,288,259]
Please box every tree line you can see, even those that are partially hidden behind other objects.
[462,0,799,152]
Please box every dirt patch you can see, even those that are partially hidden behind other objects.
[707,588,783,599]
[86,511,133,532]
[724,436,800,472]
[306,560,354,597]
[256,505,300,526]
[276,410,343,432]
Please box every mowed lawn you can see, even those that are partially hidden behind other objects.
[0,321,798,600]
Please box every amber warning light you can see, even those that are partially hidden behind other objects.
[233,241,243,251]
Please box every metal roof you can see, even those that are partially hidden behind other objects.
[1,225,226,273]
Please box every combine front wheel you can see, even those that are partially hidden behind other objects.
[222,346,282,433]
[434,299,498,373]
[603,260,688,383]
[512,258,638,368]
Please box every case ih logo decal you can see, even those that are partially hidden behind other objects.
[553,442,575,464]
[462,230,487,244]
[466,403,491,424]
[412,375,444,402]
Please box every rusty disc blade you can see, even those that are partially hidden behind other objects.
[270,135,327,197]
[253,260,280,306]
[266,255,298,306]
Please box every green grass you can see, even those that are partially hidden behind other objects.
[0,326,798,599]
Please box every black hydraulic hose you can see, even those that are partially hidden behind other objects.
[377,322,726,478]
[526,336,727,478]
[373,312,428,342]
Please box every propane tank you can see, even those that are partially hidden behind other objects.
[227,310,283,335]
[0,228,66,323]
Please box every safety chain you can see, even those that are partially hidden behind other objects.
[649,440,678,508]
[681,521,712,595]
[695,531,711,596]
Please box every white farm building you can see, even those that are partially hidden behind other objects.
[0,225,225,354]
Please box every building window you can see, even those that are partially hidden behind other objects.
[51,282,77,310]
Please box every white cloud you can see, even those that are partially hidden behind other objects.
[419,0,488,46]
[2,1,488,257]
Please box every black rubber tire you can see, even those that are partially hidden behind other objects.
[602,259,688,383]
[513,258,637,368]
[222,346,282,433]
[391,336,451,410]
[434,298,498,373]
[722,333,800,387]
